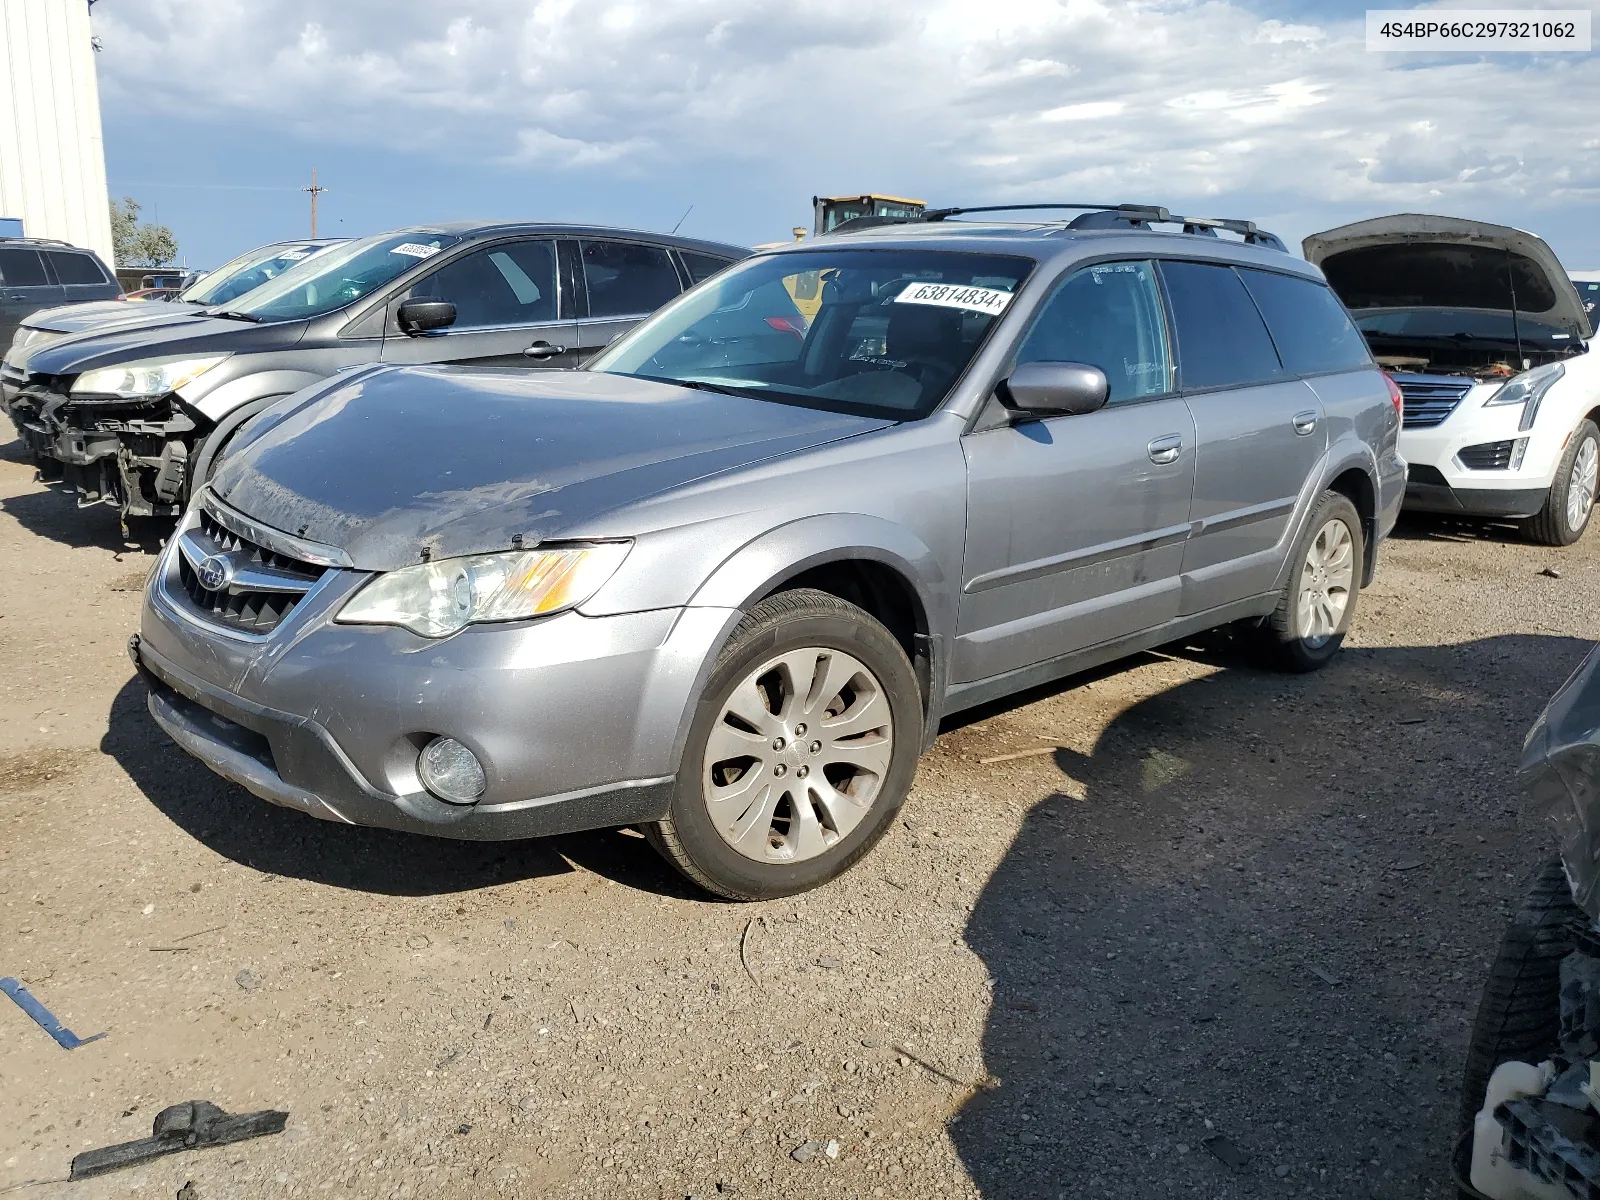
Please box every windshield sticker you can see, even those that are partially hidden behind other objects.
[894,281,1013,315]
[279,250,310,261]
[391,243,442,259]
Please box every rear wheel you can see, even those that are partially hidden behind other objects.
[648,589,921,900]
[1258,490,1363,673]
[1525,419,1599,546]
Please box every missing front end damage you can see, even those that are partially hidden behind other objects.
[11,386,197,521]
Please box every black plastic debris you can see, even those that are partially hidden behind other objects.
[1203,1133,1251,1169]
[69,1100,287,1179]
[1497,1097,1600,1197]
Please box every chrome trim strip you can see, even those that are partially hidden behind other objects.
[201,489,354,569]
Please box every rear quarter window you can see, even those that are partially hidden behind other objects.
[1239,268,1373,375]
[45,250,110,285]
[681,251,738,285]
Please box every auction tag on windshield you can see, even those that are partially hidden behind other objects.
[391,243,442,259]
[280,250,310,261]
[894,281,1013,315]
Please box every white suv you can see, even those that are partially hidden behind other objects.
[1307,214,1599,544]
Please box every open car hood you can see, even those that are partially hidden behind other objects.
[1304,214,1592,340]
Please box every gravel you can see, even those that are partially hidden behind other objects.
[1,419,1594,1198]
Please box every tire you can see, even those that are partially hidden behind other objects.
[647,588,922,900]
[1258,490,1364,673]
[1458,859,1580,1131]
[1524,419,1599,547]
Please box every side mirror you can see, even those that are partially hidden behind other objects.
[397,299,456,336]
[998,361,1109,418]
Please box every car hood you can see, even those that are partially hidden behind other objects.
[25,299,204,335]
[210,366,896,571]
[18,314,291,377]
[1304,214,1592,339]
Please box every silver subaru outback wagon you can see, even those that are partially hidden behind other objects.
[133,203,1406,899]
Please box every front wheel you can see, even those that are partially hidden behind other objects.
[1258,490,1364,673]
[1525,419,1599,547]
[647,588,922,900]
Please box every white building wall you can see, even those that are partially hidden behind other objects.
[0,0,114,266]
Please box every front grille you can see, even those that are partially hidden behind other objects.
[1396,376,1474,429]
[173,509,325,635]
[1458,440,1517,471]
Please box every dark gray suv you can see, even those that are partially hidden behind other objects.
[1,222,745,526]
[133,203,1405,899]
[0,238,120,348]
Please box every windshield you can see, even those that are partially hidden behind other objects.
[215,232,462,321]
[590,249,1034,419]
[181,241,340,307]
[1576,280,1599,335]
[1356,308,1574,346]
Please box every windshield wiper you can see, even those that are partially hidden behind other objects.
[209,310,264,323]
[626,373,760,399]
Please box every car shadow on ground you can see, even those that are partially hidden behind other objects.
[947,631,1591,1199]
[0,480,166,555]
[1387,510,1532,546]
[100,676,709,900]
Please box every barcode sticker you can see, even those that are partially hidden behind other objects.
[391,243,441,259]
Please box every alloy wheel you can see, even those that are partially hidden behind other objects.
[1296,518,1355,647]
[701,647,893,864]
[1566,436,1598,533]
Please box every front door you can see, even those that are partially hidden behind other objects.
[955,260,1195,685]
[1159,260,1328,612]
[0,246,63,348]
[380,238,579,369]
[570,239,688,364]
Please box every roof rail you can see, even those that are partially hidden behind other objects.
[922,202,1169,226]
[915,201,1288,251]
[0,235,75,248]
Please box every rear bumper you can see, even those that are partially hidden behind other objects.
[134,633,676,841]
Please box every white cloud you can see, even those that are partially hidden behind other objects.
[91,0,1600,228]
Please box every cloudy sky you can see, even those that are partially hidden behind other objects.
[92,0,1600,268]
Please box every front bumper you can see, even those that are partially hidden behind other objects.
[1399,380,1564,517]
[136,514,737,840]
[1403,477,1548,519]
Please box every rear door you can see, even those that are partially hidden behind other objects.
[955,259,1195,684]
[570,239,687,364]
[0,247,63,348]
[1162,259,1327,612]
[380,237,579,369]
[43,249,118,307]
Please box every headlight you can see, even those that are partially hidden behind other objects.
[10,326,63,353]
[70,354,228,398]
[337,544,630,638]
[1485,362,1565,431]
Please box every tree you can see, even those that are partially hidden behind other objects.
[108,195,178,267]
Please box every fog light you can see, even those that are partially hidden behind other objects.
[418,737,486,804]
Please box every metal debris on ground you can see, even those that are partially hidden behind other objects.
[1310,966,1340,986]
[69,1100,288,1179]
[740,917,763,989]
[1542,567,1563,578]
[977,746,1064,765]
[1202,1133,1251,1169]
[0,977,107,1050]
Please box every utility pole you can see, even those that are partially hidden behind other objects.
[302,169,327,238]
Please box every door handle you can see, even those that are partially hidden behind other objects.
[1147,434,1183,465]
[523,341,567,360]
[1292,410,1318,436]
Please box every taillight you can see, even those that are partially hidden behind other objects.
[1383,373,1403,419]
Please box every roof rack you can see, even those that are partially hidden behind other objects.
[0,235,75,248]
[915,202,1288,251]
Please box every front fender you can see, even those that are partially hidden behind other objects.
[179,368,329,423]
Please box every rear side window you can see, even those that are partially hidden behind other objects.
[1239,269,1372,375]
[680,251,737,285]
[581,241,682,318]
[0,247,49,286]
[1160,260,1283,390]
[45,250,109,285]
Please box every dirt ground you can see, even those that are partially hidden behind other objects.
[1,412,1595,1200]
